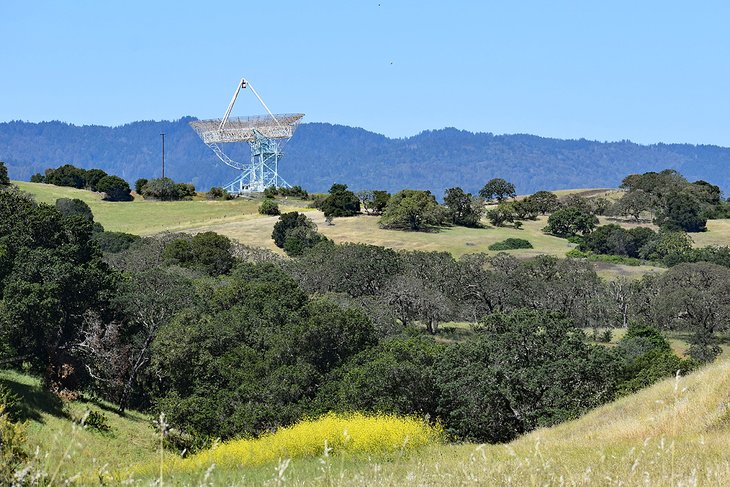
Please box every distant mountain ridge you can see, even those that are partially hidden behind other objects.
[1,118,729,196]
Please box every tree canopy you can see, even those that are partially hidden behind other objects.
[444,187,483,227]
[379,190,444,231]
[97,175,132,201]
[479,178,516,202]
[321,183,360,218]
[544,207,598,237]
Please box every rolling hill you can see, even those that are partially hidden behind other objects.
[3,119,730,196]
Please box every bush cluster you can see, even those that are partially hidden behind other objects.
[321,183,360,218]
[206,186,234,200]
[138,177,196,201]
[577,224,730,269]
[617,170,725,232]
[488,238,533,251]
[263,185,309,199]
[272,212,328,256]
[0,161,10,187]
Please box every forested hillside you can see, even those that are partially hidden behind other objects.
[2,119,730,195]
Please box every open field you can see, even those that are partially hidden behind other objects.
[193,211,578,258]
[5,356,729,485]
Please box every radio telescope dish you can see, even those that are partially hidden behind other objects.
[190,78,304,194]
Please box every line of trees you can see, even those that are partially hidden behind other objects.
[31,164,132,201]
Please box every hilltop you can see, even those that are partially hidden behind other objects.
[3,119,730,195]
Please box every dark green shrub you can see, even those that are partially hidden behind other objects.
[655,191,707,232]
[315,336,442,416]
[141,177,175,200]
[174,183,196,200]
[281,185,309,198]
[272,212,325,255]
[44,164,86,189]
[618,349,695,394]
[544,207,598,237]
[488,238,533,251]
[615,323,696,394]
[686,332,722,363]
[282,226,328,256]
[579,224,657,258]
[380,190,444,231]
[163,232,234,276]
[529,191,560,214]
[258,199,280,215]
[55,198,94,221]
[97,175,133,201]
[443,187,484,227]
[486,204,516,227]
[437,309,619,442]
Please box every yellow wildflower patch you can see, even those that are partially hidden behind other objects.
[130,412,442,477]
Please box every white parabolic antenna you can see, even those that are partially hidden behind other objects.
[190,78,304,194]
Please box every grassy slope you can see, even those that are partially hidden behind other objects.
[13,181,308,236]
[0,370,157,480]
[145,357,730,485]
[5,357,728,485]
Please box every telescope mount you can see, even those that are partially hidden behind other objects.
[190,78,304,194]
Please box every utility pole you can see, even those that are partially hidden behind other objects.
[160,133,166,178]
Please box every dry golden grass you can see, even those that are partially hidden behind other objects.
[194,212,577,259]
[692,219,730,247]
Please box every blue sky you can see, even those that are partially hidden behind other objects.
[1,1,729,145]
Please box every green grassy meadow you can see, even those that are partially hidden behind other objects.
[4,355,729,485]
[13,181,309,236]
